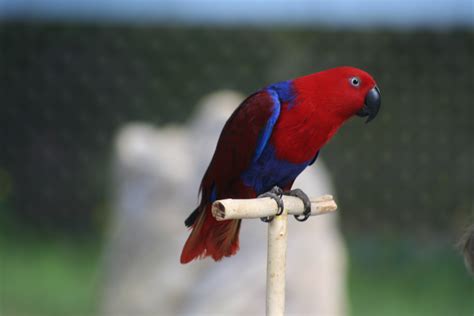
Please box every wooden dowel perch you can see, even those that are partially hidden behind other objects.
[212,194,337,221]
[211,194,338,316]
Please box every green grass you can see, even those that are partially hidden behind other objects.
[348,237,474,316]
[0,233,472,316]
[0,235,100,316]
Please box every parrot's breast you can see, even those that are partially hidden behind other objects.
[240,145,310,194]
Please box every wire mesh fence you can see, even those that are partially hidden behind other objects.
[1,22,473,316]
[0,24,473,237]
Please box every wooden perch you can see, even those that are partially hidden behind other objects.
[212,194,337,221]
[211,193,338,316]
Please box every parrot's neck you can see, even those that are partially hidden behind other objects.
[271,100,347,164]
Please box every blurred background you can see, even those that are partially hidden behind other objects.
[1,0,473,315]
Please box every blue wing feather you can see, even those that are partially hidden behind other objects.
[253,89,281,161]
[241,83,316,194]
[268,80,297,108]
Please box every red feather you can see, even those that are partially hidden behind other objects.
[180,91,278,263]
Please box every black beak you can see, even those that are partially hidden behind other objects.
[357,86,381,123]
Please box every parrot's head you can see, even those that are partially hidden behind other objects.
[309,66,381,123]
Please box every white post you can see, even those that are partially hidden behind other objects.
[211,194,337,316]
[266,210,288,316]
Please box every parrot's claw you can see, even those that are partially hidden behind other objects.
[259,186,284,222]
[284,188,311,222]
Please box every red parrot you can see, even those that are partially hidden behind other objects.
[181,66,381,263]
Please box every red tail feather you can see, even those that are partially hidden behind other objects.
[180,204,241,264]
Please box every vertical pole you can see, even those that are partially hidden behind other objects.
[266,210,288,316]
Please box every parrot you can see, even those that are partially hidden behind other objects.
[181,66,381,264]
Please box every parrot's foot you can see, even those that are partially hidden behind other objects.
[258,186,284,222]
[284,188,311,222]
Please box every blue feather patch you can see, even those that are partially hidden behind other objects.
[268,80,296,108]
[242,145,311,194]
[253,89,281,162]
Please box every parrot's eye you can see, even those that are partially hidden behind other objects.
[350,77,360,87]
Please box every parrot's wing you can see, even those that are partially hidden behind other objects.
[181,89,281,261]
[201,89,281,199]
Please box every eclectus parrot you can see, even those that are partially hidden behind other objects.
[181,66,381,264]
